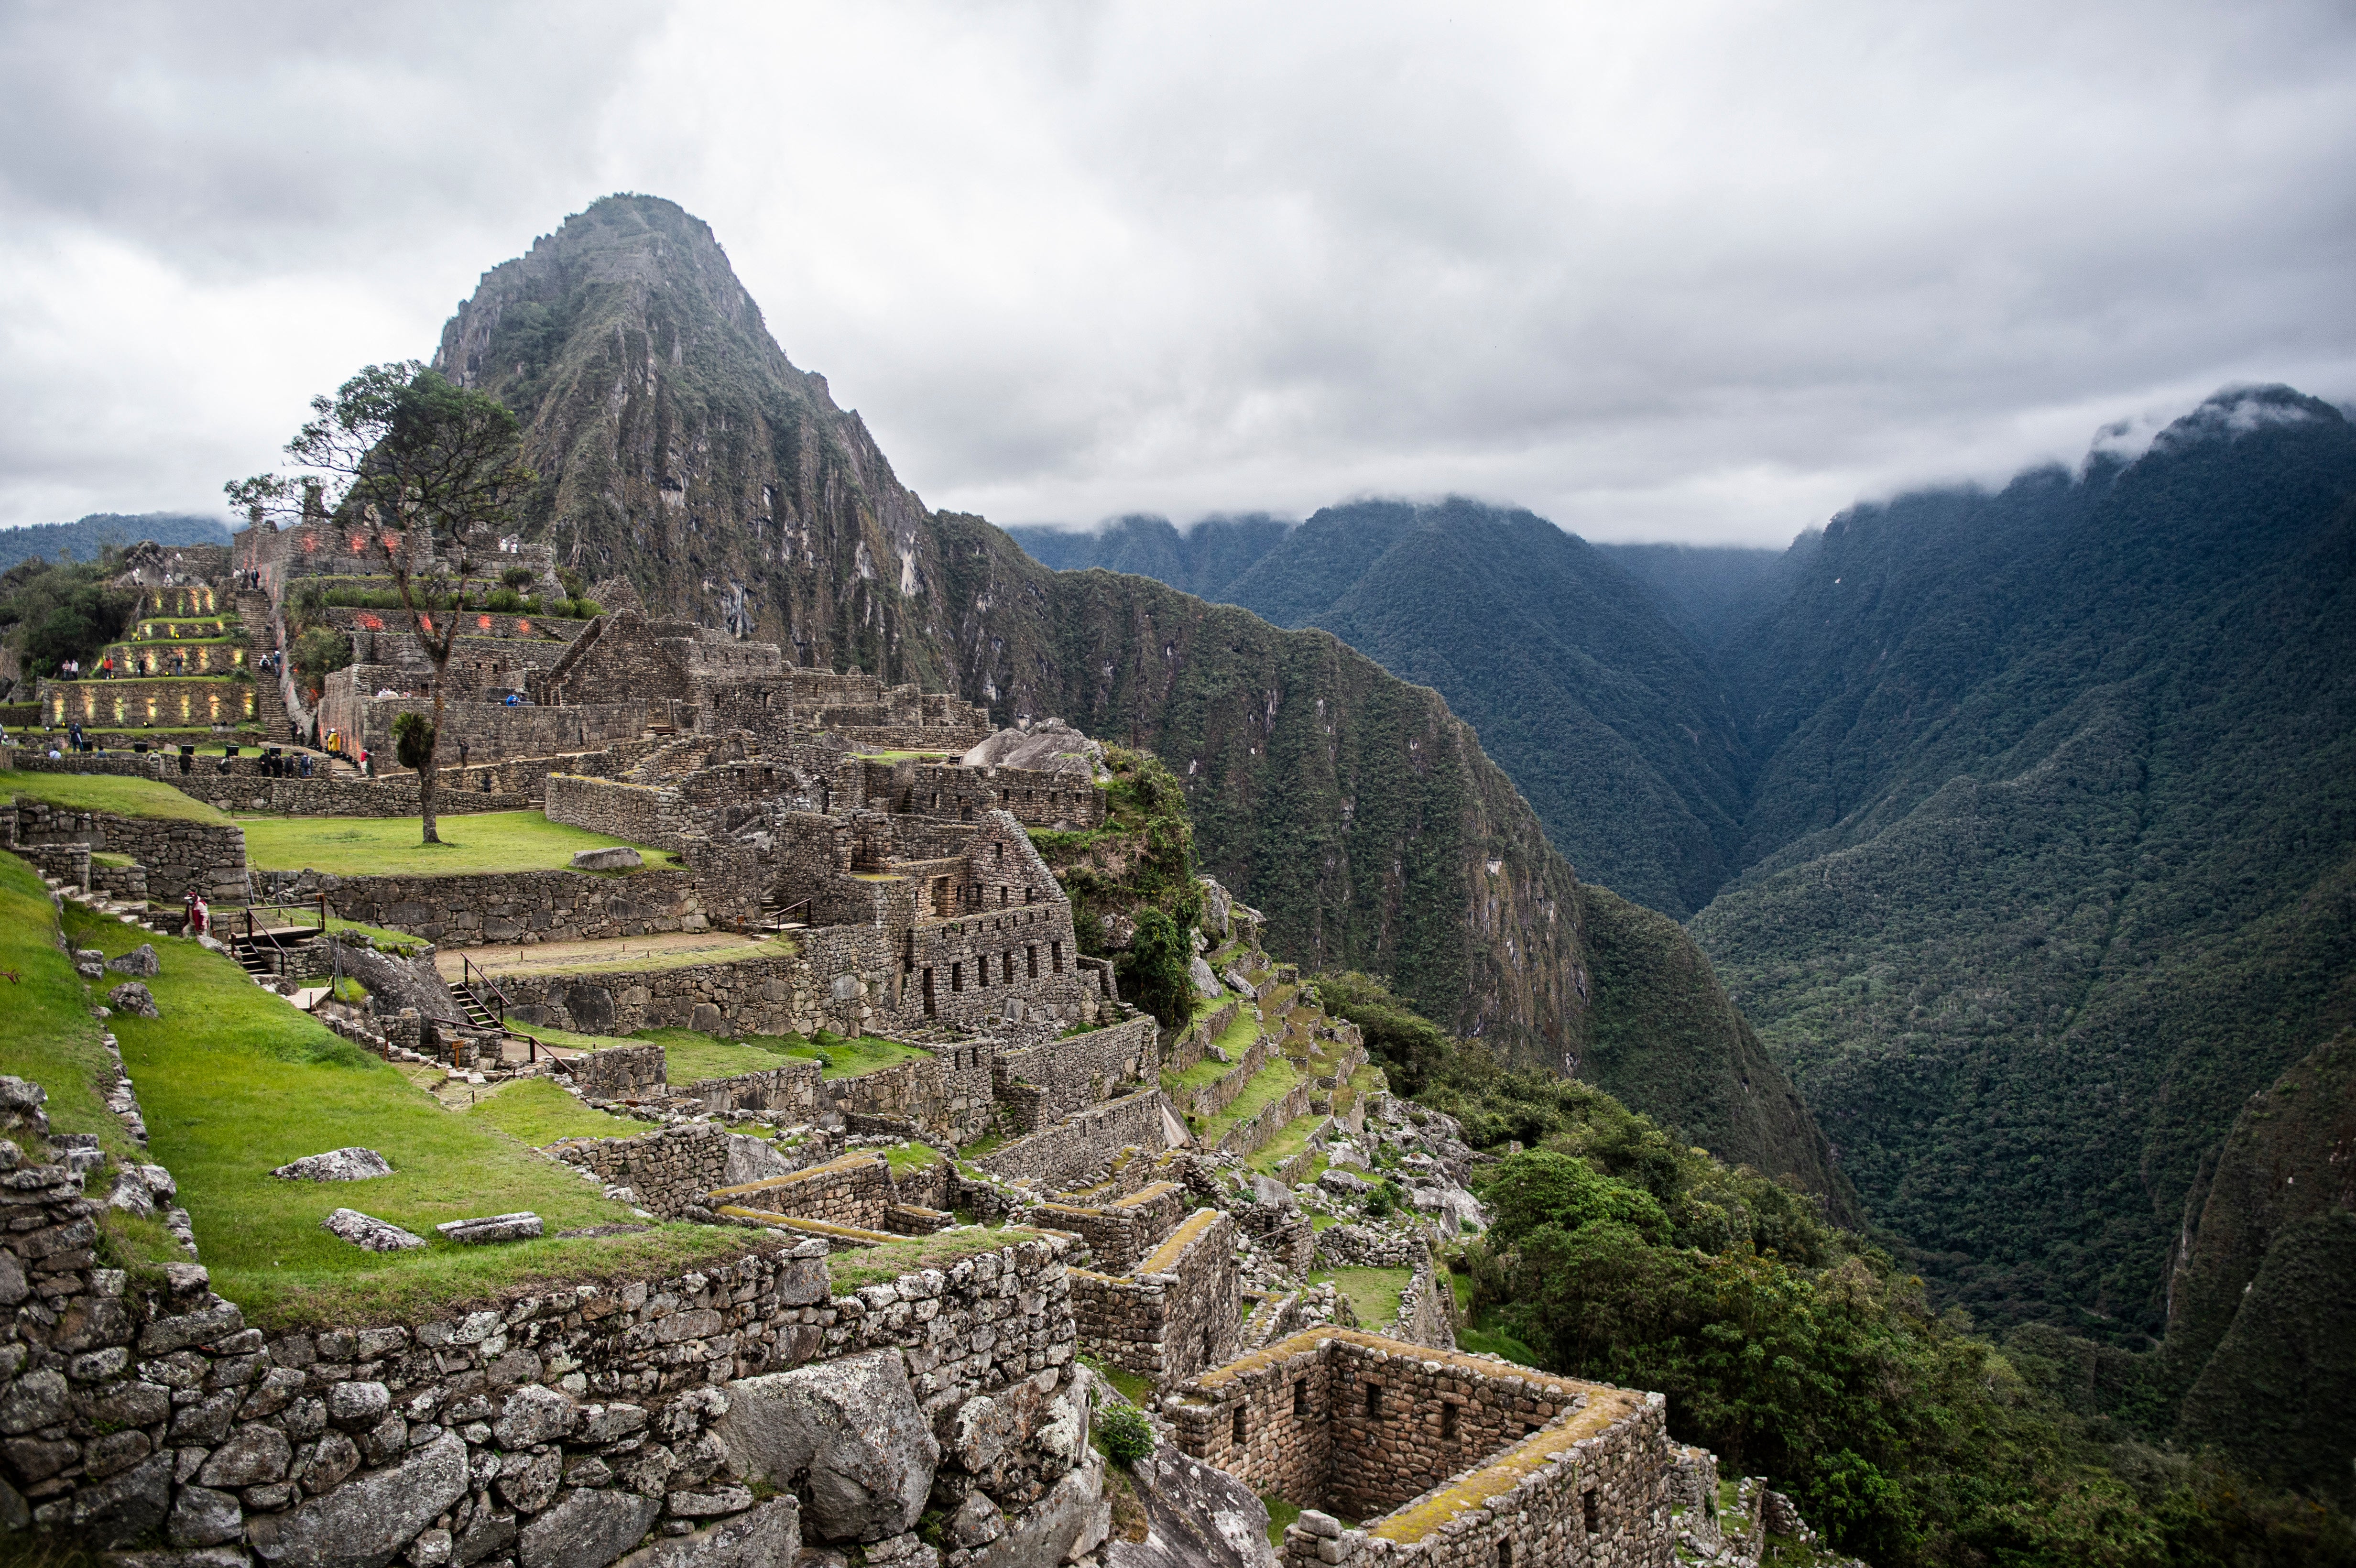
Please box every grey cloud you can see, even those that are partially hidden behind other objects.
[2,0,2352,543]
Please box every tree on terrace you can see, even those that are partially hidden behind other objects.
[228,362,534,844]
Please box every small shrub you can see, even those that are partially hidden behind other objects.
[1097,1403,1154,1466]
[501,566,537,590]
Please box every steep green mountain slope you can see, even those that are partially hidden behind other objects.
[1008,512,1292,600]
[1015,499,1756,918]
[2165,1031,2356,1503]
[1692,389,2356,1338]
[1594,541,1788,648]
[428,195,1843,1205]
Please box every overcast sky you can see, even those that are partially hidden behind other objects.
[3,0,2351,546]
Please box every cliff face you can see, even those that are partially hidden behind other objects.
[431,195,1843,1206]
[2165,1030,2356,1504]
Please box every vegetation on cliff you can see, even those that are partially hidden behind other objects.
[0,549,136,680]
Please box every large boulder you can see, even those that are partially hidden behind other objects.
[959,718,1102,778]
[1106,1446,1276,1568]
[570,847,642,871]
[517,1488,662,1568]
[720,1351,939,1542]
[723,1133,793,1187]
[108,943,161,977]
[248,1430,469,1568]
[274,1148,394,1183]
[436,1212,543,1244]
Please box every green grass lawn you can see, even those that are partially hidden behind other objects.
[518,1024,930,1088]
[1312,1266,1414,1331]
[1200,1057,1302,1144]
[883,1141,942,1175]
[460,1078,641,1146]
[239,810,673,877]
[59,901,759,1328]
[1,768,231,823]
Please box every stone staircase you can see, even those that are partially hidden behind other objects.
[235,588,296,745]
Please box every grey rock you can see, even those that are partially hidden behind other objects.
[273,1148,394,1183]
[108,943,162,977]
[407,1528,454,1568]
[454,1511,516,1566]
[168,1484,245,1547]
[1187,956,1220,999]
[326,1382,390,1429]
[1105,1446,1276,1568]
[959,718,1102,778]
[0,1367,69,1434]
[971,1454,1108,1568]
[107,1552,251,1568]
[613,1498,799,1568]
[1247,1175,1297,1210]
[39,1450,172,1546]
[322,1209,424,1252]
[517,1487,662,1568]
[247,1430,468,1568]
[570,847,642,871]
[493,1385,578,1448]
[494,1450,562,1514]
[1316,1169,1371,1197]
[1221,968,1254,998]
[435,1212,543,1244]
[199,1422,292,1486]
[108,982,161,1018]
[719,1351,939,1542]
[946,1493,1005,1550]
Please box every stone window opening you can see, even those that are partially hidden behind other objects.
[951,962,963,993]
[923,968,936,1016]
[1365,1383,1382,1417]
[1051,940,1064,973]
[995,840,1005,862]
[1440,1402,1459,1440]
[1294,1379,1310,1417]
[1582,1490,1599,1535]
[976,954,989,987]
[1027,945,1038,979]
[999,884,1009,908]
[1498,1543,1513,1568]
[1025,885,1036,904]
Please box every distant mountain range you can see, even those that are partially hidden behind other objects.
[0,512,231,574]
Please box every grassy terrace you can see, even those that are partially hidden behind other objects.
[1245,1111,1328,1177]
[520,1024,929,1085]
[240,810,673,877]
[50,886,758,1328]
[826,1226,1046,1293]
[1,767,230,822]
[1198,1057,1302,1144]
[1312,1266,1415,1332]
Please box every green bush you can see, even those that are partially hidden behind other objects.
[392,710,435,771]
[501,566,537,590]
[1096,1403,1153,1465]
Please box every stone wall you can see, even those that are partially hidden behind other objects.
[1167,1329,1673,1568]
[858,761,1105,831]
[498,933,888,1041]
[1164,1002,1242,1079]
[708,1154,897,1230]
[1028,1181,1187,1274]
[317,675,645,765]
[545,774,698,852]
[823,1051,992,1145]
[1174,1031,1280,1125]
[993,1014,1158,1133]
[563,1044,667,1101]
[1067,1208,1242,1388]
[5,799,249,902]
[682,1062,823,1122]
[1214,1074,1316,1162]
[38,677,258,730]
[1391,1259,1457,1350]
[973,1088,1178,1191]
[319,859,760,952]
[546,1121,742,1216]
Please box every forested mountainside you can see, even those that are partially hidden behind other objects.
[1695,387,2356,1343]
[1010,511,1293,600]
[1594,541,1789,648]
[0,511,229,573]
[426,194,1846,1209]
[1020,500,1755,918]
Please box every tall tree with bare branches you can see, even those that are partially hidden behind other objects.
[229,361,534,845]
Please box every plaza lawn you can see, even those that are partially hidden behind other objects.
[0,768,229,823]
[1311,1266,1415,1333]
[239,810,672,878]
[59,903,760,1328]
[460,1078,641,1146]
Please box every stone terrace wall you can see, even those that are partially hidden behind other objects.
[823,1050,992,1144]
[684,1062,823,1121]
[709,1154,895,1230]
[974,1088,1177,1191]
[323,861,759,951]
[545,773,698,852]
[1031,1181,1186,1274]
[5,800,249,902]
[1165,1002,1242,1079]
[548,1121,739,1216]
[1172,1330,1670,1568]
[318,682,645,765]
[563,1043,666,1100]
[1067,1208,1242,1388]
[993,1014,1158,1133]
[38,677,258,731]
[498,933,890,1041]
[1215,1074,1316,1162]
[207,775,535,818]
[1175,1032,1280,1125]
